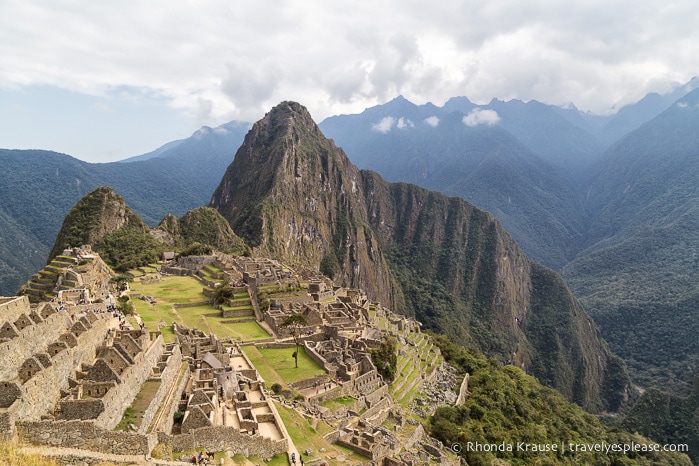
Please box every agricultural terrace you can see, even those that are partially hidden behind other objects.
[128,273,271,343]
[242,345,325,388]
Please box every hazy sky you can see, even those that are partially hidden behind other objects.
[1,0,697,162]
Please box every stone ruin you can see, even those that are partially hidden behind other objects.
[0,295,114,441]
[3,251,460,465]
[162,324,288,458]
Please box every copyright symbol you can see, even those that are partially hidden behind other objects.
[451,442,462,453]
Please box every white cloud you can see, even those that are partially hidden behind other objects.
[424,116,440,127]
[372,116,396,133]
[1,0,698,160]
[677,102,688,108]
[372,116,414,132]
[463,108,500,127]
[396,117,414,129]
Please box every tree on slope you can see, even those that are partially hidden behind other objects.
[280,313,307,368]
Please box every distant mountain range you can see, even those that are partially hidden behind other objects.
[1,81,697,396]
[46,102,631,415]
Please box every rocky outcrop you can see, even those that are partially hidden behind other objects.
[155,206,249,255]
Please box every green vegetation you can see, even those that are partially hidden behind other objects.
[116,295,135,315]
[369,336,398,381]
[275,402,356,461]
[242,346,323,386]
[280,313,307,368]
[376,181,630,412]
[429,334,692,466]
[320,396,356,411]
[115,380,161,431]
[621,381,699,464]
[129,275,269,342]
[210,284,236,305]
[156,206,249,256]
[96,225,165,272]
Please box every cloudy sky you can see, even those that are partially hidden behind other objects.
[1,0,697,162]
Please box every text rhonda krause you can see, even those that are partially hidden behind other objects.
[463,441,689,454]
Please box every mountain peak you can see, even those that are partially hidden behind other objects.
[48,186,151,263]
[210,101,394,302]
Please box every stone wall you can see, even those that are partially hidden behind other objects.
[289,375,330,391]
[160,363,191,435]
[221,308,255,318]
[303,341,333,374]
[403,423,424,450]
[158,426,287,457]
[0,306,69,380]
[359,396,391,422]
[306,385,344,405]
[96,334,165,429]
[364,384,389,407]
[1,312,111,438]
[16,420,152,455]
[0,296,31,322]
[0,411,12,442]
[138,344,182,434]
[352,368,382,396]
[173,302,210,309]
[336,432,387,460]
[160,266,195,277]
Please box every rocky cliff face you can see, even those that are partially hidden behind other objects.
[210,101,397,304]
[213,101,629,412]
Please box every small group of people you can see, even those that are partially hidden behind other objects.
[192,451,214,464]
[290,452,305,465]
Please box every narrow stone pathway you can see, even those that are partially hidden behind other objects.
[19,445,191,465]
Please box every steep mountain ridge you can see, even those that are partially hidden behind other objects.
[210,101,397,306]
[0,122,247,295]
[211,101,630,412]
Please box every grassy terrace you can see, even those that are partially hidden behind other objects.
[128,274,270,343]
[115,380,161,431]
[242,346,324,387]
[320,395,356,411]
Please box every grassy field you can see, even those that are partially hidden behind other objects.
[0,443,58,466]
[242,345,324,387]
[131,275,208,303]
[320,395,356,411]
[128,275,270,343]
[115,380,161,431]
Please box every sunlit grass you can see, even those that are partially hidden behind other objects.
[242,346,324,386]
[130,275,207,304]
[0,443,59,465]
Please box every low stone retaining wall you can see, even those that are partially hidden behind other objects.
[173,302,210,309]
[158,426,287,458]
[16,420,152,456]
